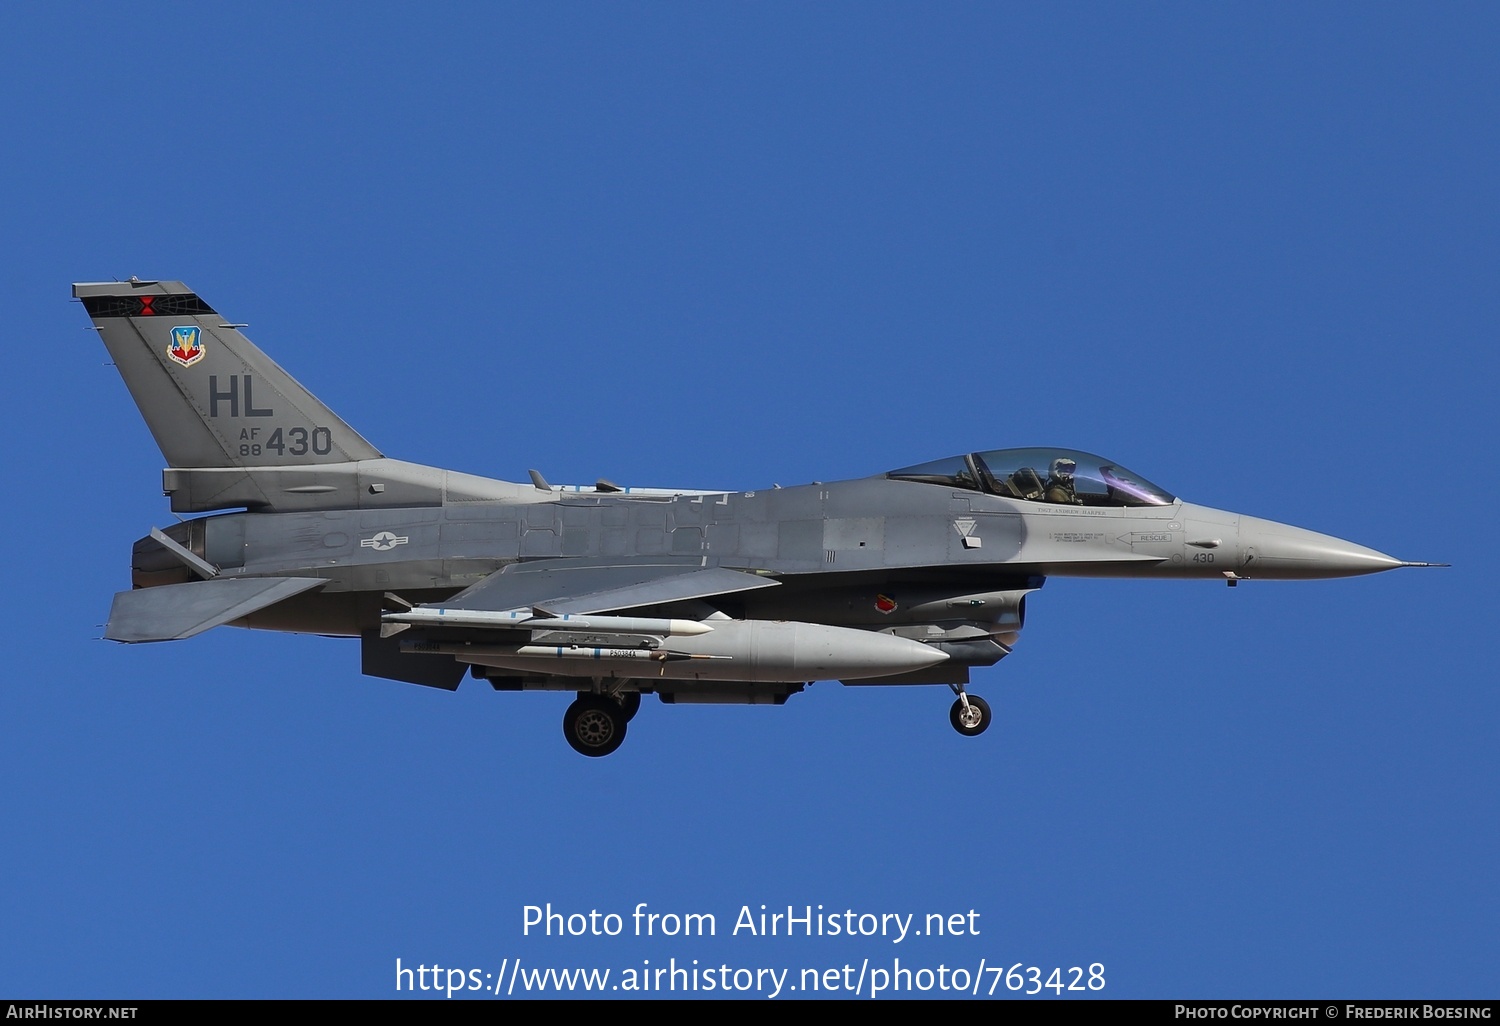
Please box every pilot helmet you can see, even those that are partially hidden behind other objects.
[1050,457,1077,479]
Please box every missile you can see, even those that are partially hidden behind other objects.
[382,607,715,636]
[405,618,948,683]
[509,646,727,661]
[425,644,730,664]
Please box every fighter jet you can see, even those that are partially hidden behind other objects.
[77,279,1442,756]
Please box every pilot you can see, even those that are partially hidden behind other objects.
[1044,458,1083,504]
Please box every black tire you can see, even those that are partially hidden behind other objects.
[949,694,992,737]
[617,691,642,722]
[564,695,628,757]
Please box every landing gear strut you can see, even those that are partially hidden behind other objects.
[948,688,991,737]
[563,695,628,757]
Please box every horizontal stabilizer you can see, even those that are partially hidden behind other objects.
[105,577,327,643]
[440,559,781,616]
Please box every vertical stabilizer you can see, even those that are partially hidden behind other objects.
[75,280,382,469]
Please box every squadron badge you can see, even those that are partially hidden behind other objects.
[167,325,205,367]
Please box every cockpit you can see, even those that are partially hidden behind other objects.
[887,447,1176,508]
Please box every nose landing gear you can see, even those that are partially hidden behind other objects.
[948,687,991,737]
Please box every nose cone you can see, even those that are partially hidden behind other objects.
[1239,515,1406,579]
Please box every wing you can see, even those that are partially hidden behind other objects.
[364,559,783,689]
[433,557,782,616]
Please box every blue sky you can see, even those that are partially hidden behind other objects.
[1,3,1494,999]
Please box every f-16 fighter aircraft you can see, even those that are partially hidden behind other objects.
[77,280,1442,756]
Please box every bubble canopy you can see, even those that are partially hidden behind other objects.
[887,448,1176,507]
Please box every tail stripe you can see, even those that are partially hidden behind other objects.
[80,293,217,318]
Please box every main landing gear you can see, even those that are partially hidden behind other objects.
[562,692,639,757]
[948,687,992,737]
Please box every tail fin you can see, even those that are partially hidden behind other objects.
[74,280,381,469]
[76,279,527,514]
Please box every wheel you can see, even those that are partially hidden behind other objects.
[563,695,628,757]
[949,694,991,737]
[616,691,642,722]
